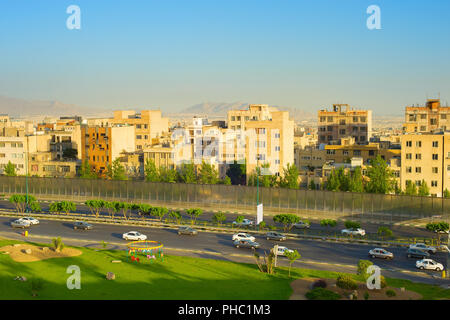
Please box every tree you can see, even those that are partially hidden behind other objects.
[280,163,299,189]
[377,226,393,240]
[52,237,65,252]
[144,159,160,182]
[365,155,395,194]
[186,208,203,225]
[85,199,105,218]
[226,161,246,185]
[29,201,41,213]
[418,180,430,196]
[119,202,132,220]
[248,164,278,187]
[9,194,36,213]
[106,159,127,180]
[198,161,219,184]
[444,188,450,198]
[159,166,178,183]
[222,176,232,185]
[308,180,316,190]
[212,212,226,226]
[273,214,300,232]
[179,162,197,184]
[326,169,341,191]
[348,167,364,193]
[344,220,361,229]
[285,249,301,277]
[357,260,373,281]
[137,204,152,219]
[62,148,78,159]
[150,206,168,221]
[50,201,76,215]
[405,180,418,196]
[169,210,182,224]
[4,161,16,176]
[79,160,96,179]
[105,201,121,219]
[426,222,450,245]
[234,215,244,225]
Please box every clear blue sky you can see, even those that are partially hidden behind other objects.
[1,0,450,115]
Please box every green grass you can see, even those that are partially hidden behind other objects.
[0,238,448,300]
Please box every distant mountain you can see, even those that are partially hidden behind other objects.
[0,95,102,119]
[175,102,315,122]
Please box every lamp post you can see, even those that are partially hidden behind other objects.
[24,140,29,213]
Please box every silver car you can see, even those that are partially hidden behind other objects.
[11,219,31,228]
[368,248,394,260]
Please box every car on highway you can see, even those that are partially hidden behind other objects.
[73,221,93,230]
[10,219,31,228]
[232,219,254,227]
[178,226,198,236]
[406,248,430,259]
[275,246,294,256]
[266,232,286,241]
[368,248,394,260]
[122,231,147,241]
[17,217,39,225]
[416,259,444,271]
[292,221,310,229]
[232,232,256,242]
[233,239,260,249]
[409,243,436,254]
[341,228,366,236]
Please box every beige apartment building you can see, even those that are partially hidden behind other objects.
[403,99,450,133]
[28,151,78,178]
[227,104,294,178]
[0,128,27,175]
[318,104,372,144]
[112,110,169,151]
[401,132,450,197]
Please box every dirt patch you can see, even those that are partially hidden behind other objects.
[290,278,423,300]
[0,243,82,262]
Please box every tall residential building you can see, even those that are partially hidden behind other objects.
[318,104,372,145]
[401,132,450,197]
[81,125,135,176]
[0,128,27,175]
[111,110,169,151]
[402,99,450,133]
[227,104,294,178]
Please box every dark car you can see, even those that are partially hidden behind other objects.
[234,239,260,249]
[406,248,430,259]
[178,226,198,236]
[73,221,93,230]
[266,232,287,241]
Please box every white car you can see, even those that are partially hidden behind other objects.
[10,219,31,228]
[18,217,39,225]
[409,243,436,254]
[232,219,254,227]
[292,221,310,229]
[416,259,444,271]
[275,246,294,256]
[341,228,366,236]
[122,231,147,241]
[232,232,256,242]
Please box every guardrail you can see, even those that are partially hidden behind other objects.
[0,209,441,248]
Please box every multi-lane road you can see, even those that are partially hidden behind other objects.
[0,215,448,286]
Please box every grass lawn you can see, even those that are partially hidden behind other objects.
[0,239,448,300]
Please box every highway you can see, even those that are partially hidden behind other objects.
[0,215,448,286]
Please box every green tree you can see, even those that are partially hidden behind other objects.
[320,219,337,228]
[280,163,299,189]
[137,204,152,218]
[85,199,105,218]
[150,206,169,221]
[4,161,16,176]
[426,222,450,245]
[365,155,395,194]
[212,212,227,226]
[144,159,160,182]
[106,159,127,180]
[52,237,65,252]
[169,210,182,224]
[326,169,341,191]
[444,188,450,198]
[119,202,132,220]
[222,176,232,185]
[344,220,361,229]
[348,167,364,193]
[285,249,301,277]
[226,161,246,185]
[377,226,393,240]
[179,162,197,184]
[405,180,418,195]
[418,180,430,196]
[79,160,97,179]
[186,208,203,225]
[105,201,121,219]
[159,166,178,183]
[273,214,300,232]
[308,180,316,190]
[198,161,219,184]
[357,260,374,281]
[29,201,41,213]
[9,194,36,213]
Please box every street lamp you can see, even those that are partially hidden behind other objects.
[24,140,29,213]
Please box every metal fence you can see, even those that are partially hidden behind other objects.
[0,176,449,224]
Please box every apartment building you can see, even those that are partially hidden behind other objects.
[81,125,135,177]
[403,99,450,133]
[112,110,169,151]
[29,151,78,178]
[401,132,450,197]
[294,146,326,172]
[227,104,294,178]
[0,128,27,175]
[318,104,372,144]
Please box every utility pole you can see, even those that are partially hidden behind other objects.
[25,138,29,213]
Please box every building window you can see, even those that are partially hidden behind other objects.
[320,117,326,122]
[406,141,412,147]
[420,114,427,119]
[432,167,438,174]
[354,150,361,156]
[231,116,236,121]
[420,126,426,131]
[339,129,345,135]
[441,114,447,119]
[406,153,412,160]
[416,141,422,147]
[136,124,141,129]
[275,146,280,151]
[415,167,421,173]
[136,135,142,139]
[326,150,335,155]
[360,117,366,122]
[430,118,437,125]
[432,141,438,147]
[406,167,412,173]
[327,116,333,122]
[432,154,438,160]
[343,151,349,156]
[431,181,438,187]
[415,154,421,160]
[353,117,358,122]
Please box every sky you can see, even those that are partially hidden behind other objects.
[0,0,450,115]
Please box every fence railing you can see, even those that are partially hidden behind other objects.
[0,176,449,224]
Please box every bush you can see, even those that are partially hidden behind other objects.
[311,279,327,289]
[320,219,337,227]
[344,220,361,229]
[386,289,396,297]
[52,237,65,252]
[364,292,369,300]
[357,260,373,280]
[305,288,341,300]
[29,201,41,213]
[336,274,358,290]
[380,275,387,289]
